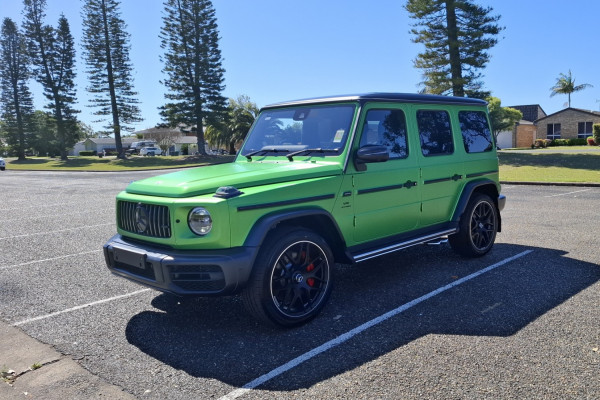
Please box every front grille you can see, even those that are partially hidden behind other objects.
[118,201,171,238]
[169,264,225,292]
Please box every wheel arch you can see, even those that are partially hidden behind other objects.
[243,208,351,264]
[452,180,502,232]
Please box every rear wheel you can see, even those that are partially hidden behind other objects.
[242,227,333,327]
[449,193,498,257]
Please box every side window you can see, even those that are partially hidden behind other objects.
[459,111,493,153]
[417,110,454,156]
[359,109,408,159]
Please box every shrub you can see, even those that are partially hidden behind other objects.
[79,150,96,156]
[567,138,587,146]
[533,139,551,148]
[549,139,568,146]
[594,124,600,144]
[588,136,597,146]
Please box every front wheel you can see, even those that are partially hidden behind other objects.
[242,228,333,327]
[449,193,498,257]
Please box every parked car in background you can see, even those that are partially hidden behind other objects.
[127,140,157,155]
[139,146,162,156]
[0,157,5,171]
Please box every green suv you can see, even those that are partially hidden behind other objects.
[104,93,505,327]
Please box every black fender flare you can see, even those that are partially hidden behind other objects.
[243,208,351,263]
[452,180,502,232]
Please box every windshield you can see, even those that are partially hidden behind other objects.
[241,104,356,157]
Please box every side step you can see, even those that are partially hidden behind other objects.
[352,229,456,263]
[425,237,449,246]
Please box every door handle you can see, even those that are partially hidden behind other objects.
[404,180,417,188]
[452,174,462,181]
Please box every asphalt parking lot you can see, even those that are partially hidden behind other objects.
[1,170,599,399]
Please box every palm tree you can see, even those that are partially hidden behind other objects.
[550,70,593,107]
[205,95,259,154]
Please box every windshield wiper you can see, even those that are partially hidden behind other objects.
[245,148,290,161]
[286,148,339,161]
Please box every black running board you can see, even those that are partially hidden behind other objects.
[351,229,457,263]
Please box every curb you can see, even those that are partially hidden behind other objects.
[0,321,135,399]
[500,181,600,188]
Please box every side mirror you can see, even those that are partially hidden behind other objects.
[354,145,389,171]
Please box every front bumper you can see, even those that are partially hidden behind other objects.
[103,234,257,296]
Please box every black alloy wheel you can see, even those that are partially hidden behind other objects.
[242,228,333,327]
[449,193,498,257]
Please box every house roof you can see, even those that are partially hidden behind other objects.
[508,105,547,122]
[174,136,198,144]
[83,137,137,144]
[535,107,600,122]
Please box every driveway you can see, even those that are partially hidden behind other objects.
[1,170,598,399]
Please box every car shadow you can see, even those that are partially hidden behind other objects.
[125,243,599,390]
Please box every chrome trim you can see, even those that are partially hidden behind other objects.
[353,229,457,263]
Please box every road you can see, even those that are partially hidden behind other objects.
[1,170,598,399]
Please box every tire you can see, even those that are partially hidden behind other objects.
[449,193,498,257]
[242,227,333,327]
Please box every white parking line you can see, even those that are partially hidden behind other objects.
[544,189,591,198]
[220,250,534,400]
[2,207,113,223]
[12,288,152,326]
[0,250,102,271]
[2,202,80,211]
[0,223,114,240]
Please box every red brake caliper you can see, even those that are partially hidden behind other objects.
[306,263,315,287]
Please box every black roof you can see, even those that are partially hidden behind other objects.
[263,93,487,109]
[508,105,546,122]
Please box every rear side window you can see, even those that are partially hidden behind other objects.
[459,111,493,153]
[360,109,408,159]
[417,110,454,156]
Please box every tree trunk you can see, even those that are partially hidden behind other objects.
[445,0,464,97]
[100,0,125,159]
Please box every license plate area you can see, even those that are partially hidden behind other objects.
[113,246,147,270]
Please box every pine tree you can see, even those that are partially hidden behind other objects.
[0,18,34,160]
[160,0,226,155]
[23,0,79,160]
[82,0,141,159]
[405,0,502,98]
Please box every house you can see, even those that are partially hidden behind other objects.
[134,125,211,155]
[534,108,600,141]
[496,104,546,149]
[71,137,137,156]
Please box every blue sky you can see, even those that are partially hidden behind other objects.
[1,0,599,133]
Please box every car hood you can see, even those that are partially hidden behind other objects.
[125,160,343,198]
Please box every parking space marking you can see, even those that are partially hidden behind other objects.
[2,202,83,211]
[220,250,534,400]
[0,223,114,240]
[12,288,152,326]
[0,250,102,271]
[544,189,591,198]
[2,207,114,223]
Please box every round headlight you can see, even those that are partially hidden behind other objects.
[188,207,212,235]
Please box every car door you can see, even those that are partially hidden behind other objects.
[413,106,465,228]
[351,104,421,244]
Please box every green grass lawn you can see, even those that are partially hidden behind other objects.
[4,155,235,171]
[4,148,600,184]
[498,147,600,183]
